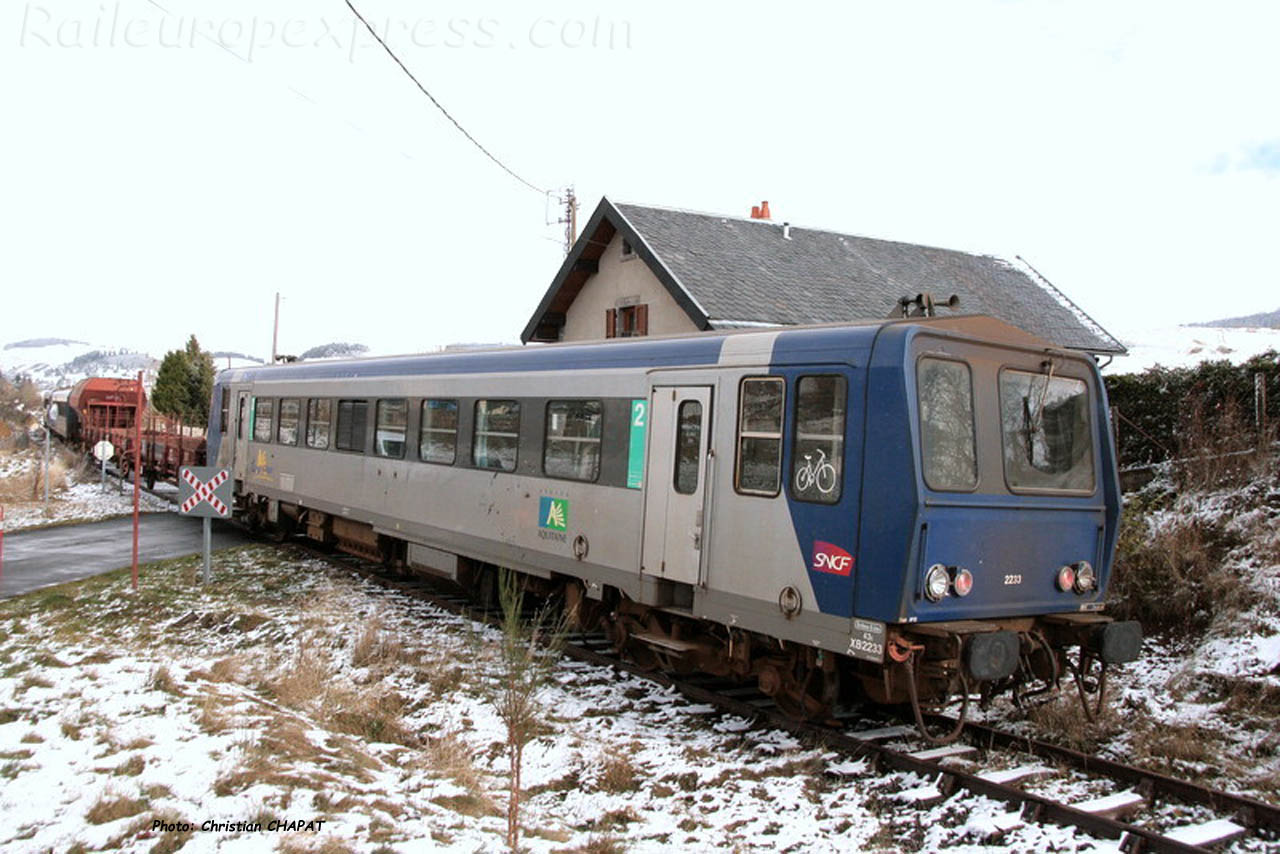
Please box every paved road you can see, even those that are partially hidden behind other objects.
[0,514,251,600]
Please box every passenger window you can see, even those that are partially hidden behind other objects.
[374,399,408,459]
[277,398,301,446]
[420,399,458,464]
[918,358,978,491]
[306,399,332,449]
[674,400,702,494]
[219,389,230,434]
[473,400,519,471]
[237,396,247,439]
[735,377,784,495]
[253,398,274,443]
[1000,369,1095,492]
[335,399,369,452]
[544,400,603,481]
[792,376,847,503]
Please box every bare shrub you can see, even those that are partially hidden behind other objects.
[488,568,568,851]
[1174,397,1271,491]
[1110,498,1249,632]
[596,753,640,793]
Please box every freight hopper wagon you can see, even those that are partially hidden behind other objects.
[206,316,1141,739]
[48,377,207,486]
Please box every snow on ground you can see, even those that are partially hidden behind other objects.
[1104,324,1280,375]
[0,446,172,533]
[0,546,1126,853]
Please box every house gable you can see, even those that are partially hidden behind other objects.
[562,232,701,341]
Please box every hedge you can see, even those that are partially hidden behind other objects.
[1104,350,1280,467]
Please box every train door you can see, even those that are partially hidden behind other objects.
[642,386,712,586]
[233,390,251,480]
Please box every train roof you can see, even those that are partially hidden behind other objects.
[218,315,1065,385]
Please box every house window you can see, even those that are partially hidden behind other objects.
[606,304,649,338]
[621,239,636,258]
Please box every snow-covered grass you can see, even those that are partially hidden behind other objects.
[0,547,1122,853]
[0,446,172,532]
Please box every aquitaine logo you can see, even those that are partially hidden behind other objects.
[539,496,569,532]
[812,541,853,576]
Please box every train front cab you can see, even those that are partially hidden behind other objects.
[857,318,1141,712]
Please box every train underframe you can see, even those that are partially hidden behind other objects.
[247,495,1140,742]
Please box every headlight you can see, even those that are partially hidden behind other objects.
[1056,564,1076,592]
[953,567,974,597]
[1073,561,1096,593]
[925,564,950,602]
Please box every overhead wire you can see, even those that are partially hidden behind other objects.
[341,0,547,195]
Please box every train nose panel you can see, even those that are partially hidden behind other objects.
[965,630,1020,681]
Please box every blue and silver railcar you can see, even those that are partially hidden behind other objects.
[207,316,1139,728]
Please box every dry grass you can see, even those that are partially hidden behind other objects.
[352,617,405,670]
[1024,693,1123,754]
[1130,721,1221,776]
[147,665,180,695]
[322,686,414,746]
[423,730,486,794]
[208,655,246,683]
[112,755,146,776]
[596,753,641,793]
[85,792,147,825]
[274,643,330,707]
[196,693,231,735]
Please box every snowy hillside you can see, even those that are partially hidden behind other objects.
[0,339,266,394]
[0,339,154,392]
[1102,325,1280,375]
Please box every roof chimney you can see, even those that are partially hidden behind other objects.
[750,200,771,220]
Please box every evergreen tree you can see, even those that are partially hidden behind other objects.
[184,335,216,425]
[151,350,193,421]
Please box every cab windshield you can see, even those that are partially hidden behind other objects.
[999,369,1094,492]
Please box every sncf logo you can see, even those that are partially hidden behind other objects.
[812,541,854,576]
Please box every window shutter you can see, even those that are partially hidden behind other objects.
[636,304,649,336]
[605,308,617,338]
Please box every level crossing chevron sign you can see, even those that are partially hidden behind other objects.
[178,467,232,519]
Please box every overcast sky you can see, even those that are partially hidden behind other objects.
[2,0,1277,360]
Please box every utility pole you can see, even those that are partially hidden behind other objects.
[271,292,280,364]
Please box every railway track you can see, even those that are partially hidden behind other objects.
[298,545,1278,853]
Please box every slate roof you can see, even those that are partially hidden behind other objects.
[522,198,1124,354]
